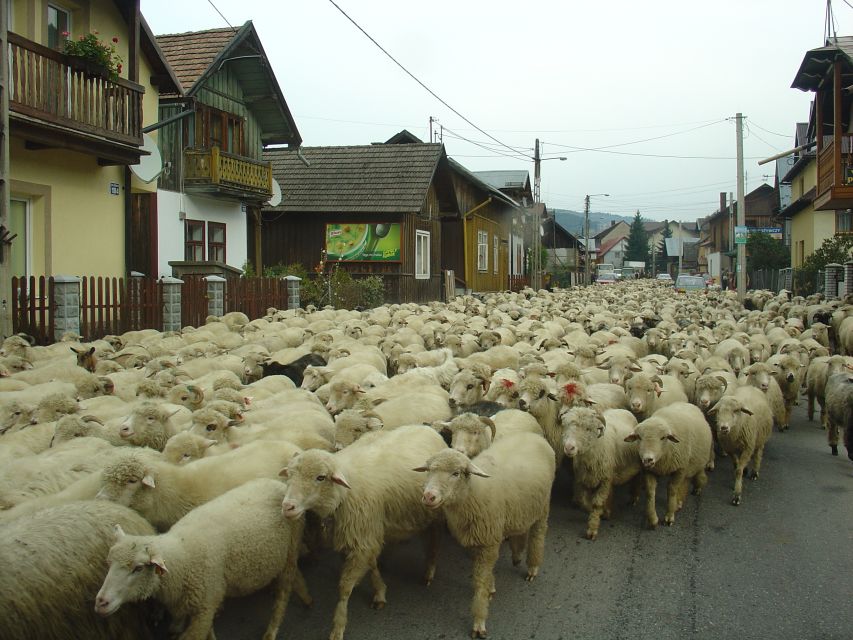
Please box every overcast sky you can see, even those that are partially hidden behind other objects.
[141,0,851,221]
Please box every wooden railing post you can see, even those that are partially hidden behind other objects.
[210,146,220,185]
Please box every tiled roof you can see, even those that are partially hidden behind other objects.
[263,143,445,213]
[474,170,530,190]
[155,26,237,91]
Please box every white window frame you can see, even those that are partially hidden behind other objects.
[415,230,430,280]
[493,234,499,274]
[47,4,72,50]
[477,230,488,272]
[9,197,32,279]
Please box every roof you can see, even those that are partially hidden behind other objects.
[792,36,853,91]
[156,22,301,147]
[594,220,629,240]
[473,170,531,191]
[263,143,446,213]
[139,16,182,96]
[448,159,520,209]
[780,186,816,219]
[644,221,666,233]
[598,236,624,257]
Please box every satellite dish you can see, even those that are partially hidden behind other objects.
[539,225,545,237]
[129,133,163,183]
[266,178,282,207]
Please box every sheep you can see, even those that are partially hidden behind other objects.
[162,431,227,464]
[115,402,180,451]
[280,424,446,640]
[517,377,562,462]
[0,500,157,640]
[623,373,688,421]
[414,432,555,639]
[98,439,302,530]
[438,410,542,458]
[766,354,803,430]
[806,355,852,424]
[624,402,712,528]
[260,352,328,386]
[741,363,788,431]
[71,345,98,372]
[559,407,641,540]
[166,383,205,411]
[96,479,310,640]
[325,377,447,415]
[333,393,452,448]
[50,414,122,447]
[448,367,491,409]
[824,373,853,456]
[556,380,628,413]
[707,386,773,505]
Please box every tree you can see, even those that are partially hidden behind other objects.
[655,220,673,273]
[624,210,651,264]
[795,233,853,295]
[746,232,789,271]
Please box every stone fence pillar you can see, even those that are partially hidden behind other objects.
[283,275,301,310]
[53,275,81,341]
[825,263,843,300]
[845,260,853,298]
[160,277,183,332]
[205,275,226,318]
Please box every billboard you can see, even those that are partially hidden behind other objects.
[325,223,402,262]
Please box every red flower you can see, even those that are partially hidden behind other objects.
[117,64,122,73]
[112,36,119,43]
[61,30,70,37]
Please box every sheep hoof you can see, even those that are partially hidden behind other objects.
[831,445,839,456]
[371,599,386,610]
[648,519,659,530]
[471,625,487,638]
[748,470,759,480]
[731,494,741,506]
[585,530,598,541]
[664,516,675,526]
[512,557,522,567]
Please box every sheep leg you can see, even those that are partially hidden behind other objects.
[422,523,440,586]
[807,391,815,421]
[263,570,294,640]
[749,445,765,480]
[705,438,716,471]
[627,476,642,507]
[509,533,527,566]
[176,608,217,640]
[368,560,387,609]
[664,472,687,526]
[329,549,374,640]
[828,419,840,456]
[293,567,313,607]
[585,480,612,541]
[644,473,659,529]
[691,468,708,497]
[471,544,500,639]
[731,446,753,506]
[526,507,549,580]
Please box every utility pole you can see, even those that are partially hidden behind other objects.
[678,219,684,276]
[736,113,746,302]
[583,194,590,285]
[532,138,541,289]
[0,0,12,338]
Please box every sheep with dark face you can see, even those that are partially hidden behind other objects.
[824,373,853,457]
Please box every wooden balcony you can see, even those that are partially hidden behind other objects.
[7,32,145,165]
[183,147,273,201]
[815,134,853,210]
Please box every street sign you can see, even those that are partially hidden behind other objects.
[734,225,748,245]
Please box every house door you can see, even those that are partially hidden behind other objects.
[8,199,30,278]
[130,193,158,276]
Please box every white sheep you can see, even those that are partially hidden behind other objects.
[280,424,446,640]
[560,407,641,540]
[0,500,156,640]
[707,386,773,505]
[623,373,688,421]
[415,432,555,639]
[624,402,712,528]
[97,439,302,530]
[438,410,543,458]
[741,363,787,431]
[824,372,853,456]
[95,478,311,640]
[517,377,562,462]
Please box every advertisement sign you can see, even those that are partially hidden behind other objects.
[752,227,783,241]
[325,223,401,262]
[734,225,748,245]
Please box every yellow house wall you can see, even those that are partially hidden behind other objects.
[788,160,826,268]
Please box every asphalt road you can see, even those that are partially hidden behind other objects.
[211,400,853,640]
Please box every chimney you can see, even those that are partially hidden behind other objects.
[719,192,727,214]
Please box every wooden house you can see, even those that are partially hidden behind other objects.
[150,22,301,278]
[7,0,179,278]
[474,170,533,279]
[258,142,457,303]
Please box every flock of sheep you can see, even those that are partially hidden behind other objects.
[1,279,852,640]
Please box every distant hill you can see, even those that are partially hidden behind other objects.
[551,209,634,237]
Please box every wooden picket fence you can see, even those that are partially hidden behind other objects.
[11,276,55,345]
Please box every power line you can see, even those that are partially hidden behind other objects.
[538,142,765,161]
[205,0,238,31]
[325,0,532,160]
[441,127,532,161]
[745,124,782,152]
[748,121,793,138]
[443,117,727,135]
[543,120,727,155]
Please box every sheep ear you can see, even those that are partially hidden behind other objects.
[467,462,490,478]
[331,471,351,489]
[147,551,168,576]
[629,364,643,372]
[739,407,754,416]
[412,465,430,473]
[141,474,156,488]
[354,385,366,395]
[227,419,242,427]
[113,524,126,541]
[481,378,491,392]
[666,434,680,443]
[435,421,452,435]
[278,467,289,478]
[70,347,82,354]
[203,439,218,449]
[87,347,96,356]
[707,402,720,415]
[624,433,639,442]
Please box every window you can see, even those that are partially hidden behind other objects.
[477,230,488,272]
[194,106,245,155]
[415,230,430,279]
[47,5,71,50]
[185,220,205,261]
[9,199,29,278]
[493,234,499,274]
[208,222,226,263]
[836,210,853,234]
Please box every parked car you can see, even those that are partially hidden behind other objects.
[655,273,673,283]
[595,272,617,284]
[675,274,707,292]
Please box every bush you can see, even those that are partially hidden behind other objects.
[261,261,384,309]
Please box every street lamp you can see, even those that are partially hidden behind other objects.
[584,193,610,286]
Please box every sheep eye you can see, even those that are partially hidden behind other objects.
[132,565,144,574]
[316,475,326,482]
[466,384,474,390]
[538,390,545,398]
[182,453,191,459]
[13,411,20,416]
[128,478,138,484]
[181,396,188,401]
[451,471,460,477]
[206,424,216,432]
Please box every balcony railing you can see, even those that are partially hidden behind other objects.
[8,32,144,147]
[184,147,273,199]
[815,134,853,209]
